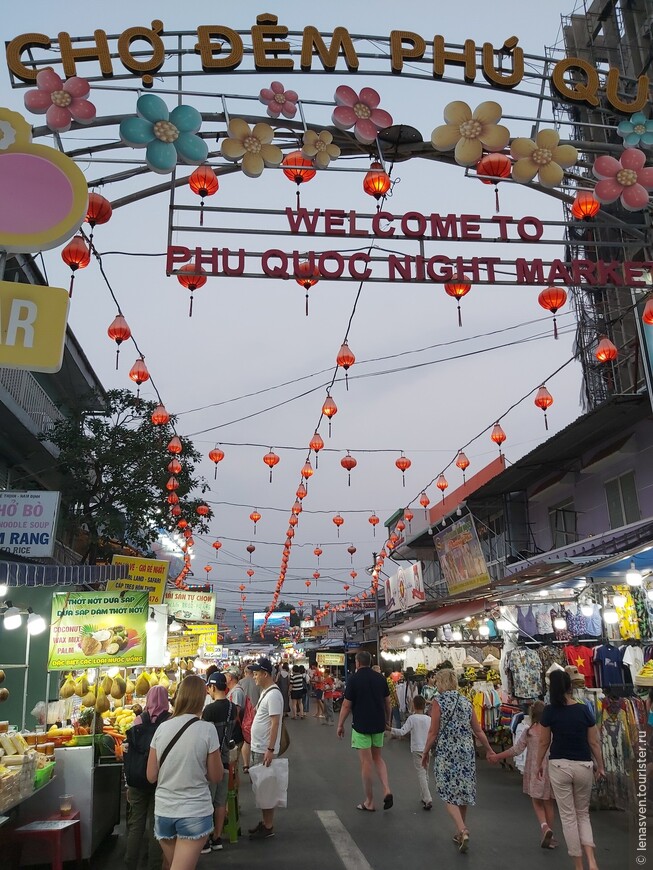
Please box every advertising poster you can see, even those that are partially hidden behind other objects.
[163,589,216,622]
[434,516,491,596]
[385,563,425,614]
[252,611,290,631]
[0,490,60,558]
[168,627,217,658]
[48,590,148,669]
[108,555,169,604]
[317,653,345,667]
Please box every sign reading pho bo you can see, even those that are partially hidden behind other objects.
[0,491,60,558]
[163,589,216,622]
[108,555,169,604]
[48,590,148,669]
[434,517,491,596]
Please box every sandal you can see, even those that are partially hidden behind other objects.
[458,831,469,853]
[540,824,553,849]
[242,766,249,774]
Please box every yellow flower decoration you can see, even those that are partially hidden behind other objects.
[431,100,510,167]
[510,129,578,188]
[220,118,282,178]
[301,130,341,168]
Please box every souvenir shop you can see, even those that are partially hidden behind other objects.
[382,578,651,813]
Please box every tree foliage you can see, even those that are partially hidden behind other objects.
[44,389,211,563]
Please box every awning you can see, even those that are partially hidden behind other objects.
[384,598,490,636]
[0,560,129,587]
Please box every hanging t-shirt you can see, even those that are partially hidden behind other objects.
[563,644,594,687]
[507,646,542,699]
[622,645,644,680]
[594,644,624,687]
[404,647,425,671]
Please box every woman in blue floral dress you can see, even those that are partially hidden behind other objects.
[421,669,494,854]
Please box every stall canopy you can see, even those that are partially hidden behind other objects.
[0,560,129,587]
[384,598,490,637]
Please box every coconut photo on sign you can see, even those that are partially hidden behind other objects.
[48,590,148,669]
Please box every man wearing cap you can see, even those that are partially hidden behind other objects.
[248,657,283,840]
[202,673,237,852]
[337,650,393,812]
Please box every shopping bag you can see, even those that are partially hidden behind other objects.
[249,758,289,809]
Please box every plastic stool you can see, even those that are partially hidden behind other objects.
[223,763,241,844]
[12,809,82,870]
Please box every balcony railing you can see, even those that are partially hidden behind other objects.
[0,367,64,439]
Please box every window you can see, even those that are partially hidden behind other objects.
[548,499,577,548]
[605,471,640,529]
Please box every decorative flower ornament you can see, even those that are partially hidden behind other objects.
[119,94,208,175]
[0,120,17,151]
[431,101,510,167]
[220,119,283,178]
[617,112,653,148]
[259,82,299,119]
[332,86,392,145]
[593,148,653,211]
[302,130,341,168]
[510,129,578,187]
[24,68,96,133]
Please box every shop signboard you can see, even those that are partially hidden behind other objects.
[107,555,169,604]
[384,563,425,614]
[304,626,328,637]
[317,652,345,667]
[164,589,216,622]
[434,516,491,596]
[0,490,60,558]
[48,590,148,669]
[169,624,217,658]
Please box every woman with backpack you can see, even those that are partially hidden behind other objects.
[147,675,223,870]
[124,685,171,870]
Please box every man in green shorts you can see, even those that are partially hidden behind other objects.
[337,651,393,812]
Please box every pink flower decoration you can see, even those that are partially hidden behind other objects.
[259,82,298,119]
[332,86,393,145]
[24,68,96,133]
[593,148,653,211]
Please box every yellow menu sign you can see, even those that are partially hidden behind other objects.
[0,281,69,373]
[108,556,169,604]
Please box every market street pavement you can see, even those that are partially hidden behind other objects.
[90,714,629,870]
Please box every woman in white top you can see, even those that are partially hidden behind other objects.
[147,675,223,870]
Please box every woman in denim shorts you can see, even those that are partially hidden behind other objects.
[148,675,223,869]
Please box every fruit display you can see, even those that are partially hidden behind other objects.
[0,733,46,812]
[112,707,136,733]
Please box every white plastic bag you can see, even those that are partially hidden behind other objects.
[249,758,288,809]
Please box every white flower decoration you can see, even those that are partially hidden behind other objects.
[0,120,17,151]
[302,130,341,168]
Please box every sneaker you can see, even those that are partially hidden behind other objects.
[248,821,264,834]
[249,824,274,840]
[211,837,223,851]
[200,837,214,855]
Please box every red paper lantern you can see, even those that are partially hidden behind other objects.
[170,504,182,516]
[250,509,261,533]
[419,491,430,519]
[296,483,307,500]
[404,508,414,528]
[571,191,600,220]
[369,513,379,536]
[336,341,355,390]
[309,432,324,467]
[322,394,338,437]
[363,161,391,200]
[595,336,618,363]
[476,153,511,211]
[296,261,320,316]
[166,476,179,492]
[152,404,170,426]
[107,314,131,370]
[128,358,150,392]
[246,543,255,562]
[301,460,314,482]
[61,235,90,296]
[263,450,280,482]
[333,513,344,537]
[395,453,411,487]
[196,503,210,517]
[436,474,449,504]
[347,544,356,563]
[538,287,568,339]
[167,436,183,455]
[534,385,554,430]
[444,282,472,327]
[167,458,182,475]
[282,151,316,186]
[177,264,208,317]
[247,569,254,579]
[86,192,113,227]
[491,423,507,454]
[340,452,357,486]
[212,540,222,552]
[167,492,179,505]
[292,500,303,516]
[288,515,298,527]
[313,571,320,581]
[208,446,224,479]
[189,165,219,225]
[313,546,322,561]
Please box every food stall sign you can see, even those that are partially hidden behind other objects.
[108,556,169,604]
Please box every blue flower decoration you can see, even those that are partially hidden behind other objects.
[119,94,208,174]
[617,111,653,148]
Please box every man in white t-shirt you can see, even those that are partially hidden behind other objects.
[248,657,284,840]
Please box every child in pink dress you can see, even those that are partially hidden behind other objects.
[488,701,557,849]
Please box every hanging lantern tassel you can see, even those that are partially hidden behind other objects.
[199,196,205,227]
[189,291,194,318]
